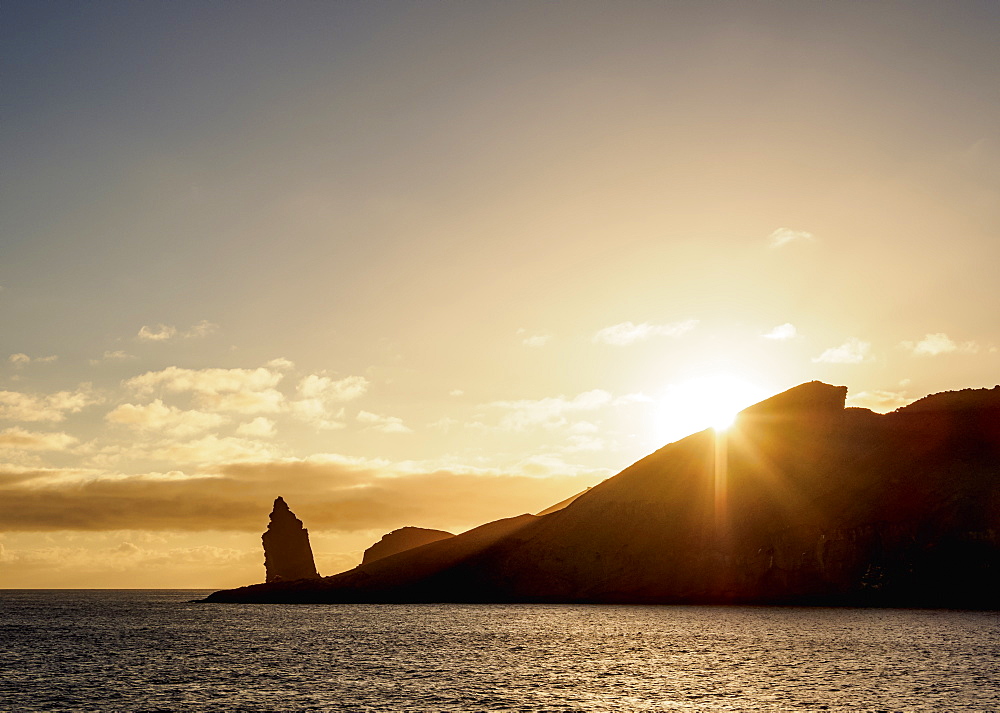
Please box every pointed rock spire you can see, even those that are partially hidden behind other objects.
[262,496,320,583]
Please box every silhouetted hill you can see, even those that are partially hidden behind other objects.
[210,514,538,602]
[205,382,1000,607]
[535,487,591,516]
[362,526,454,564]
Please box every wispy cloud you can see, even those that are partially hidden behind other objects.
[522,334,553,348]
[89,350,137,366]
[183,320,218,338]
[0,427,78,452]
[900,333,979,357]
[235,417,276,438]
[7,353,57,367]
[137,324,177,342]
[297,375,368,402]
[812,338,873,364]
[0,458,603,533]
[105,400,228,438]
[761,323,797,340]
[136,320,218,342]
[767,227,815,249]
[486,389,614,431]
[592,319,698,346]
[357,410,412,434]
[289,400,347,430]
[126,366,286,414]
[0,386,101,422]
[103,350,135,361]
[146,435,278,465]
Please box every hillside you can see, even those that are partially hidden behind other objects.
[205,382,1000,607]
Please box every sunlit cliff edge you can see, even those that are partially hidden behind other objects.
[204,381,1000,608]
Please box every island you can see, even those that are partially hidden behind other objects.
[205,381,1000,608]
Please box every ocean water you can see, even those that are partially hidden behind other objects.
[1,590,997,712]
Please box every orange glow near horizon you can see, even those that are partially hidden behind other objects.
[3,1,999,590]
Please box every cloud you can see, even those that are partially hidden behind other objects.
[265,357,295,371]
[146,435,277,465]
[357,410,412,434]
[812,338,873,364]
[297,375,368,402]
[486,389,614,431]
[290,375,369,429]
[900,333,979,357]
[105,400,228,437]
[767,227,815,248]
[0,427,78,452]
[289,400,346,430]
[137,324,177,342]
[90,350,136,365]
[206,389,286,414]
[592,319,698,346]
[183,320,218,338]
[761,323,797,340]
[846,390,915,413]
[137,320,218,342]
[125,366,285,414]
[235,417,276,438]
[0,457,605,533]
[449,389,464,397]
[522,334,553,348]
[0,386,101,422]
[7,354,57,367]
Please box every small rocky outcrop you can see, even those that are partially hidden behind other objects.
[262,496,321,583]
[362,527,454,564]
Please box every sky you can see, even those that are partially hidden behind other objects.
[2,0,998,588]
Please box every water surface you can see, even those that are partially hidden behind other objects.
[1,590,997,711]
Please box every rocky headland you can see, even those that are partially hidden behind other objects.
[207,382,1000,607]
[362,527,455,565]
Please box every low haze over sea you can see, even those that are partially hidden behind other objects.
[3,590,998,712]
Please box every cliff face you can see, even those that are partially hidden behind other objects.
[362,527,455,564]
[262,497,321,583]
[208,383,1000,606]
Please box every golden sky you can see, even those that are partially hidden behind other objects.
[2,1,998,587]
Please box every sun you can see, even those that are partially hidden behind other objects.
[653,372,769,442]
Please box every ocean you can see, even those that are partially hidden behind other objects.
[1,590,997,712]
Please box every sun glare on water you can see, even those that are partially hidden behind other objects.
[653,372,769,443]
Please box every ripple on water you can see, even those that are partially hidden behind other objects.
[0,591,997,712]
